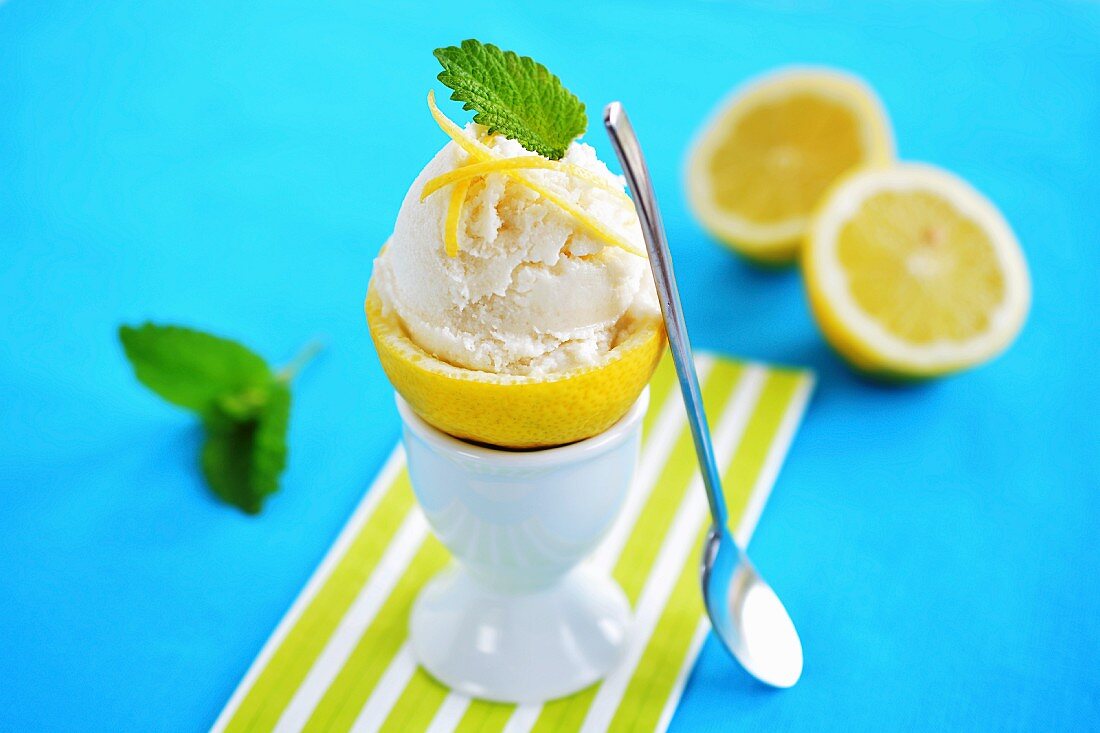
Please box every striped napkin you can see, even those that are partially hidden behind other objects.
[214,353,813,733]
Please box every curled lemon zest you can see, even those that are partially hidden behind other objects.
[425,92,626,198]
[444,177,472,257]
[518,179,644,257]
[425,91,643,257]
[421,156,549,200]
[427,90,489,159]
[421,156,624,201]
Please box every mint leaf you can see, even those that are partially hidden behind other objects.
[434,39,586,160]
[201,383,290,515]
[201,417,259,513]
[251,382,290,504]
[119,323,271,414]
[120,323,318,514]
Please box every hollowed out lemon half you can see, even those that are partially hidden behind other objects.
[366,283,665,449]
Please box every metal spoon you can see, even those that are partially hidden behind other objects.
[604,102,803,688]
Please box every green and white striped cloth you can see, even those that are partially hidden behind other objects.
[214,353,814,733]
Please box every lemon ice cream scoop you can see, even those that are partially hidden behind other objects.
[373,128,658,376]
[367,104,663,448]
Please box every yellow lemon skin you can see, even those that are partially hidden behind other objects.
[366,284,665,449]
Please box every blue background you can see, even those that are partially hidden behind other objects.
[2,1,1098,730]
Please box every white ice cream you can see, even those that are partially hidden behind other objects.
[372,126,658,376]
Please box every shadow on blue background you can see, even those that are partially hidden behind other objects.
[1,1,1098,730]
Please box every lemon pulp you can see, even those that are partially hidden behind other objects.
[711,93,865,226]
[837,190,1007,345]
[687,68,894,263]
[804,164,1029,377]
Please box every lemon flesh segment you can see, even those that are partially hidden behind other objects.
[365,285,665,449]
[805,164,1030,378]
[687,68,894,263]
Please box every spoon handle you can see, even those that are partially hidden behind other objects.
[604,102,729,529]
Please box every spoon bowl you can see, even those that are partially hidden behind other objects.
[702,526,803,687]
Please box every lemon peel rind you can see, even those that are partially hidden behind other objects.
[366,282,665,448]
[443,178,472,257]
[420,155,626,202]
[427,91,645,258]
[685,67,895,259]
[804,163,1031,377]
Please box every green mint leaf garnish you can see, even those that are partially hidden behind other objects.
[119,323,272,413]
[119,323,319,514]
[201,382,290,515]
[201,418,261,514]
[433,39,587,160]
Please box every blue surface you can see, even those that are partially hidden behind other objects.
[2,1,1098,730]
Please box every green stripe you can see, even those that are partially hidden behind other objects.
[721,370,803,529]
[454,702,513,733]
[302,536,449,732]
[607,524,708,733]
[530,361,744,733]
[224,470,415,733]
[610,372,804,731]
[378,669,450,733]
[641,351,676,436]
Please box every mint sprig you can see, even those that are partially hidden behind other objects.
[434,39,587,160]
[119,323,321,514]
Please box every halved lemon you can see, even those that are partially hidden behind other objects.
[803,164,1030,378]
[686,67,894,263]
[366,284,664,449]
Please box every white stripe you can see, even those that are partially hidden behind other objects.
[589,357,716,571]
[735,372,815,546]
[273,510,429,733]
[212,446,406,732]
[422,692,473,733]
[706,364,770,489]
[579,368,768,733]
[501,703,542,733]
[347,643,419,733]
[654,619,710,733]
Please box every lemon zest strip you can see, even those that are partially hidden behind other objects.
[426,91,643,257]
[444,178,472,257]
[421,157,547,200]
[519,178,645,257]
[426,91,627,199]
[420,156,625,201]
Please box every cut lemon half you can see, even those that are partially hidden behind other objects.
[803,164,1030,378]
[686,67,894,263]
[366,282,664,449]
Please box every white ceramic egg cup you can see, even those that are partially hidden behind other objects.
[396,388,648,704]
